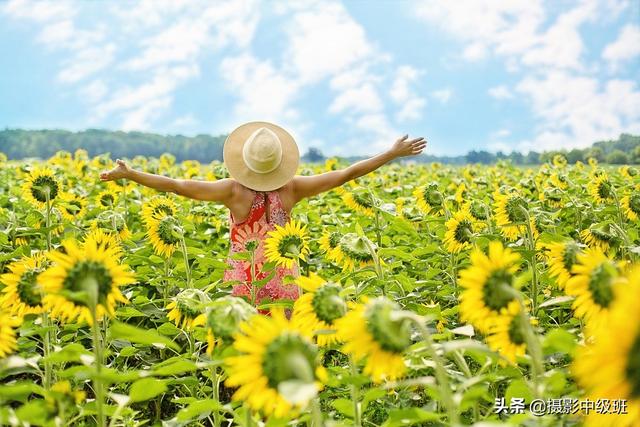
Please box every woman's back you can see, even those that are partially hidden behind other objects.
[224,190,300,308]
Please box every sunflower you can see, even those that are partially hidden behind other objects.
[96,188,118,208]
[38,237,135,325]
[166,288,209,330]
[458,241,522,334]
[318,230,344,264]
[337,233,375,271]
[342,187,376,217]
[587,173,614,204]
[588,157,598,168]
[540,188,564,208]
[83,227,122,256]
[580,223,618,252]
[572,266,640,427]
[224,309,327,418]
[293,274,346,346]
[546,240,583,289]
[493,191,537,241]
[58,192,86,221]
[22,167,60,209]
[0,252,49,316]
[324,157,338,171]
[549,172,568,190]
[0,310,21,358]
[141,196,177,226]
[336,297,410,383]
[486,305,529,365]
[443,209,476,253]
[552,154,568,168]
[621,193,640,221]
[264,220,310,269]
[413,183,444,216]
[565,247,624,331]
[91,212,131,241]
[205,296,256,354]
[146,215,182,258]
[619,165,638,179]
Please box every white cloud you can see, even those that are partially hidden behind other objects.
[329,84,383,114]
[219,54,300,122]
[515,71,640,151]
[389,66,426,122]
[488,85,514,99]
[431,89,452,104]
[80,80,108,103]
[602,24,640,70]
[284,1,374,84]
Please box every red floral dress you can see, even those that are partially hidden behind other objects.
[224,190,300,310]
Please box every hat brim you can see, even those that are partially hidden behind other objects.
[223,121,299,191]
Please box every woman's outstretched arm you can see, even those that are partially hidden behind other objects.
[291,135,426,201]
[99,159,234,203]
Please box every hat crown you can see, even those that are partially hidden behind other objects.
[242,127,283,174]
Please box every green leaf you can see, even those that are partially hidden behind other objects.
[44,343,91,364]
[152,358,197,376]
[505,379,533,405]
[110,321,179,351]
[362,388,386,412]
[177,399,222,422]
[332,398,354,418]
[129,378,167,403]
[381,408,441,426]
[0,382,45,402]
[543,328,576,355]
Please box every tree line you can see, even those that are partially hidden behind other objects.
[1,128,638,165]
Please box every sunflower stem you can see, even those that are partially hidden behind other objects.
[45,191,51,251]
[374,209,382,248]
[89,298,106,427]
[522,209,539,316]
[42,312,53,389]
[210,366,221,427]
[408,314,459,427]
[311,396,323,427]
[249,248,257,307]
[179,236,191,288]
[349,356,362,427]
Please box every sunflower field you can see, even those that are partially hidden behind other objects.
[1,150,639,427]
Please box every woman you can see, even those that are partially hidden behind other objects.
[100,121,426,309]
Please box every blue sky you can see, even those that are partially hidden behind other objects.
[0,0,639,156]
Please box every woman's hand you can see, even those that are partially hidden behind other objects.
[99,159,131,181]
[389,135,427,158]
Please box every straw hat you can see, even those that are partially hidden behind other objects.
[223,121,299,191]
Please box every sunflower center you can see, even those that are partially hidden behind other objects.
[587,263,616,308]
[597,180,612,200]
[277,235,303,259]
[629,195,640,215]
[63,260,113,306]
[328,232,341,248]
[157,216,181,245]
[262,333,317,389]
[365,299,412,353]
[625,331,640,398]
[507,315,526,345]
[100,193,115,207]
[352,191,374,209]
[482,269,515,311]
[470,201,487,220]
[424,186,443,207]
[153,204,174,218]
[64,199,82,214]
[17,269,43,307]
[505,196,528,223]
[245,239,259,252]
[562,242,580,273]
[31,175,59,203]
[176,300,202,319]
[591,225,616,243]
[339,234,374,263]
[311,283,346,324]
[454,220,473,243]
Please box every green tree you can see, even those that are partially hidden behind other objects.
[606,149,629,164]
